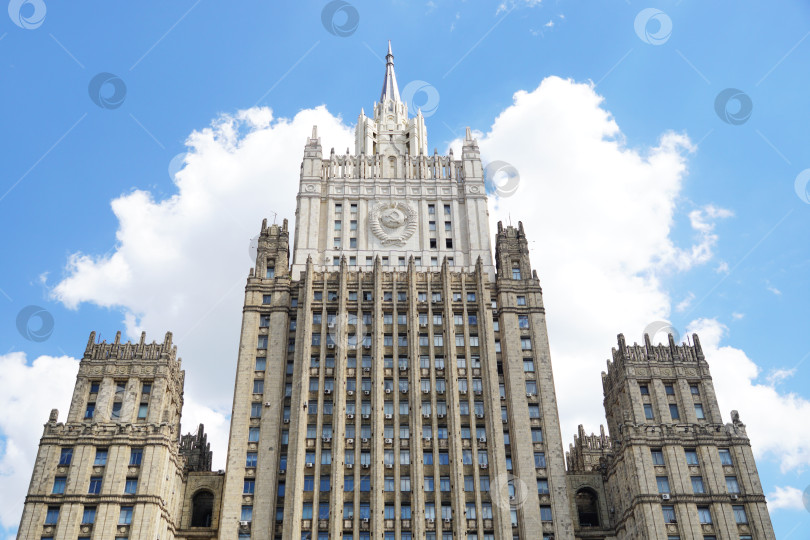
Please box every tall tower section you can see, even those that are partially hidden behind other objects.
[600,334,775,539]
[291,43,493,279]
[17,331,187,540]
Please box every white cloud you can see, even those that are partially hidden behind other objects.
[732,311,744,320]
[0,353,78,530]
[715,261,730,274]
[688,318,810,472]
[767,368,796,386]
[767,485,806,511]
[766,281,782,296]
[676,292,695,312]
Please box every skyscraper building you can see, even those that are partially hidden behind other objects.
[17,44,775,540]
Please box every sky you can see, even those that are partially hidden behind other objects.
[1,0,810,538]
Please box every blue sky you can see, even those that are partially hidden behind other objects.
[1,1,810,537]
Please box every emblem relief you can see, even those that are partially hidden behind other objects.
[370,201,417,247]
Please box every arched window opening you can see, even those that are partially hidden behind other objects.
[576,488,600,527]
[191,490,214,527]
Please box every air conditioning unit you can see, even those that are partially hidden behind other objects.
[283,418,290,424]
[361,463,370,469]
[476,413,484,419]
[362,518,370,524]
[438,389,445,394]
[422,413,431,418]
[363,390,370,395]
[422,389,430,394]
[346,463,353,469]
[347,438,354,444]
[306,462,314,468]
[324,389,332,394]
[363,367,371,372]
[400,365,408,371]
[427,518,435,524]
[500,395,506,401]
[385,388,392,394]
[386,463,393,469]
[420,323,427,327]
[347,413,355,419]
[264,401,272,407]
[362,413,370,419]
[479,463,488,469]
[347,390,355,396]
[460,389,467,395]
[239,520,249,527]
[730,494,739,500]
[363,344,371,349]
[423,437,431,443]
[328,322,335,328]
[509,495,515,501]
[349,344,357,350]
[478,437,486,442]
[438,413,446,418]
[279,468,285,473]
[323,437,331,442]
[444,518,452,523]
[401,388,408,394]
[385,438,393,444]
[327,343,335,349]
[385,414,393,419]
[361,437,369,443]
[661,493,671,500]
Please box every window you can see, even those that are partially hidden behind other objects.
[262,294,272,304]
[45,506,59,524]
[88,476,102,494]
[685,449,699,465]
[695,403,705,419]
[690,384,700,395]
[718,448,733,465]
[644,404,654,419]
[651,449,665,465]
[119,506,134,525]
[520,338,532,350]
[531,428,544,443]
[540,505,552,522]
[253,379,264,394]
[248,427,260,442]
[512,265,521,280]
[691,476,705,493]
[697,506,712,524]
[129,448,143,466]
[537,478,549,494]
[257,335,268,349]
[255,357,266,371]
[52,476,66,494]
[334,220,341,231]
[534,452,546,468]
[428,204,435,214]
[251,402,262,418]
[444,204,450,215]
[732,505,748,524]
[726,476,740,494]
[246,452,257,467]
[524,359,535,372]
[335,203,342,214]
[656,476,670,493]
[518,315,529,329]
[528,404,541,418]
[639,384,649,395]
[241,505,253,522]
[662,505,676,523]
[84,403,95,419]
[94,449,108,466]
[445,238,453,248]
[516,296,526,306]
[137,403,148,419]
[664,384,675,395]
[669,404,680,420]
[59,447,73,466]
[82,506,96,524]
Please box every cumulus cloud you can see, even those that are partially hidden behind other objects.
[688,318,810,472]
[766,485,805,511]
[0,353,78,530]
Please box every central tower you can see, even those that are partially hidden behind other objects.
[291,43,494,279]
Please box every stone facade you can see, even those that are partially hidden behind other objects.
[17,44,775,540]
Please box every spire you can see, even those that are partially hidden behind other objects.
[380,40,401,103]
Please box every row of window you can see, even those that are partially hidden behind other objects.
[661,503,749,525]
[305,291,481,303]
[655,474,742,494]
[651,447,734,466]
[313,312,491,326]
[43,504,133,526]
[307,333,530,350]
[83,381,151,421]
[640,382,701,396]
[58,447,143,467]
[643,402,706,421]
